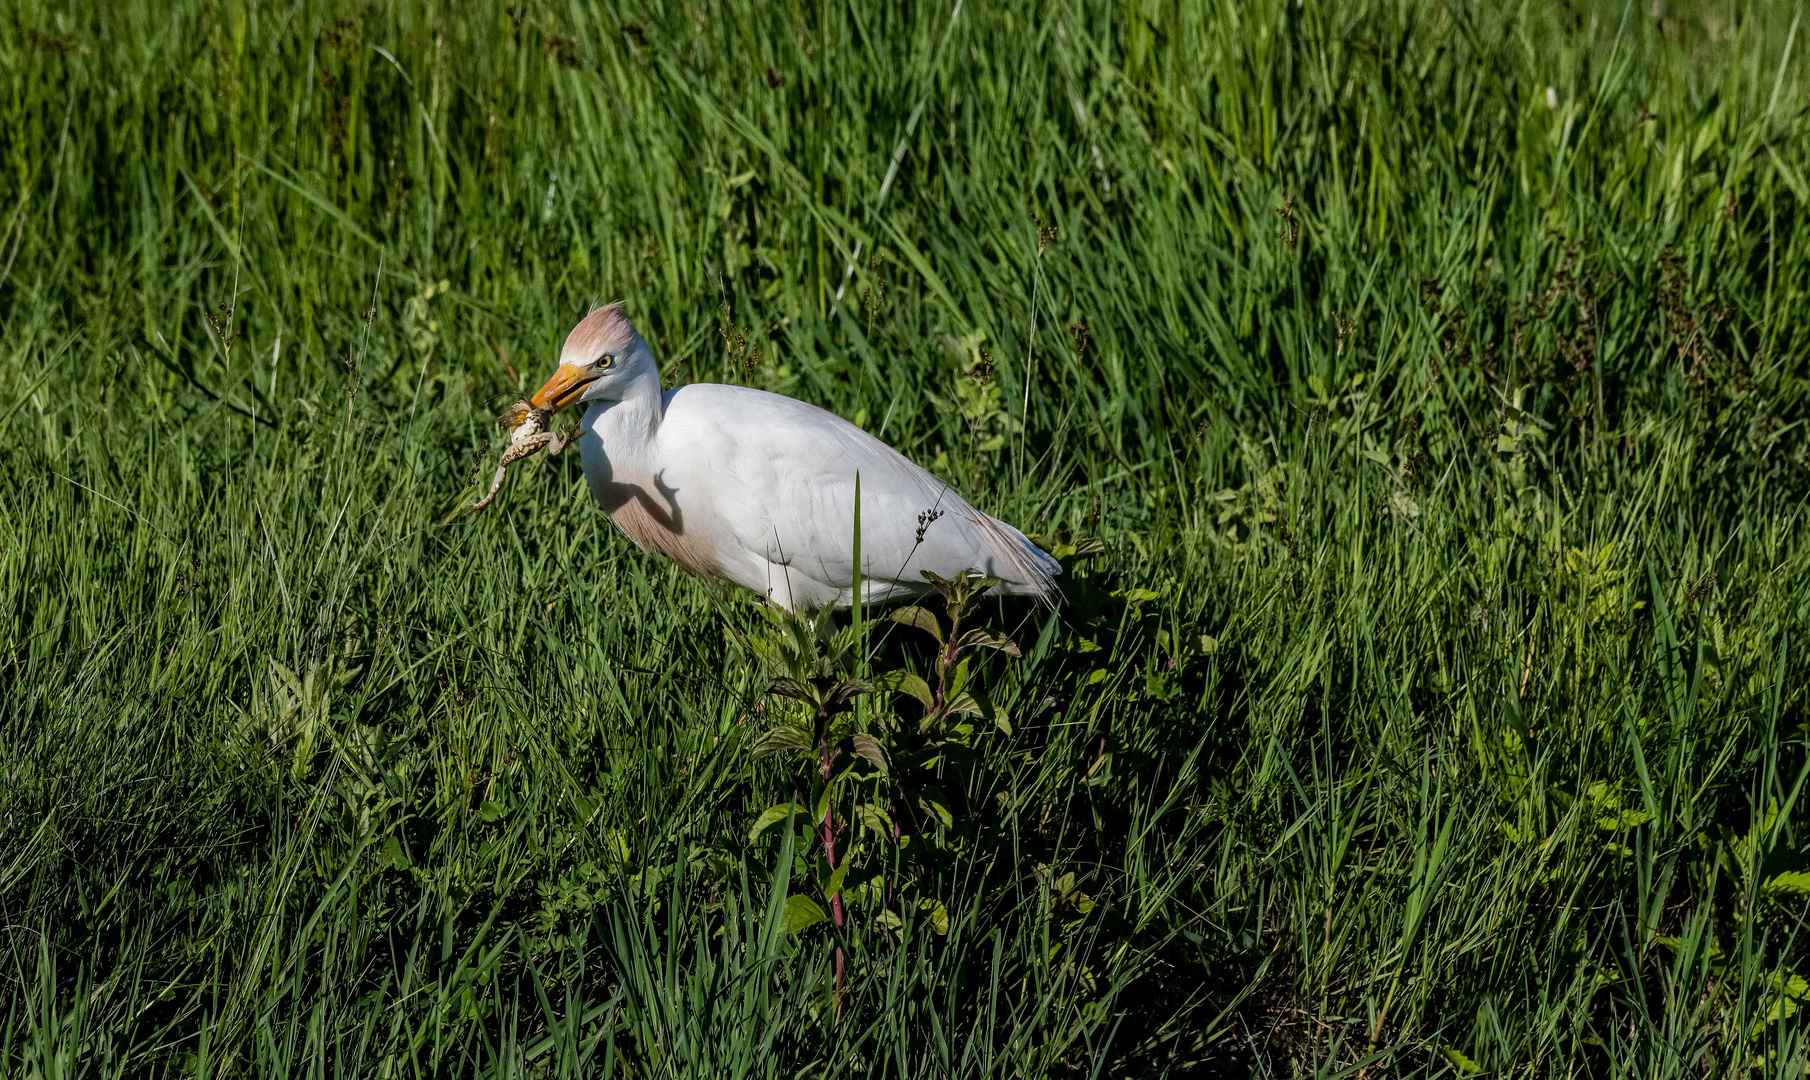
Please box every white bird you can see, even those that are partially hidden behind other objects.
[527,303,1060,612]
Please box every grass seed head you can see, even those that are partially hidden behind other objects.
[1275,195,1299,248]
[915,507,944,544]
[962,348,995,387]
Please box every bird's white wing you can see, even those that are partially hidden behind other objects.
[656,384,1058,606]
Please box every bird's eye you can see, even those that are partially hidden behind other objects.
[598,353,615,369]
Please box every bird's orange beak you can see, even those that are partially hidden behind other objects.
[530,364,599,411]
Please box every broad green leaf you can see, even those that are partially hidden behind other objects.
[781,894,829,935]
[377,835,409,870]
[1502,402,1551,429]
[1595,807,1652,830]
[919,897,949,935]
[957,627,1021,656]
[827,678,874,709]
[855,803,893,838]
[917,788,954,830]
[822,861,848,898]
[876,670,935,711]
[1440,1047,1483,1074]
[766,677,817,704]
[1032,535,1105,559]
[843,866,885,904]
[948,657,970,698]
[606,829,632,865]
[750,726,812,758]
[477,801,506,823]
[1775,970,1810,999]
[749,802,805,842]
[1748,970,1809,1034]
[1764,870,1810,896]
[812,782,836,826]
[1030,535,1106,559]
[848,733,889,774]
[948,689,1006,729]
[888,605,944,643]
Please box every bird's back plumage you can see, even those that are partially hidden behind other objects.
[582,382,1059,611]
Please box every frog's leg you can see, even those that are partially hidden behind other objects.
[470,432,554,513]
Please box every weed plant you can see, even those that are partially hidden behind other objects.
[1,0,1809,1076]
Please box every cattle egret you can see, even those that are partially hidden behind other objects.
[528,303,1061,611]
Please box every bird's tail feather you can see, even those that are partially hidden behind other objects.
[965,510,1062,608]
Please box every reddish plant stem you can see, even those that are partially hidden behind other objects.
[819,733,846,1015]
[820,818,846,927]
[934,604,964,712]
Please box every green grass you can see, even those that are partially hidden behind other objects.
[2,0,1809,1075]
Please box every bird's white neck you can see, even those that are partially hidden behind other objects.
[581,366,664,472]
